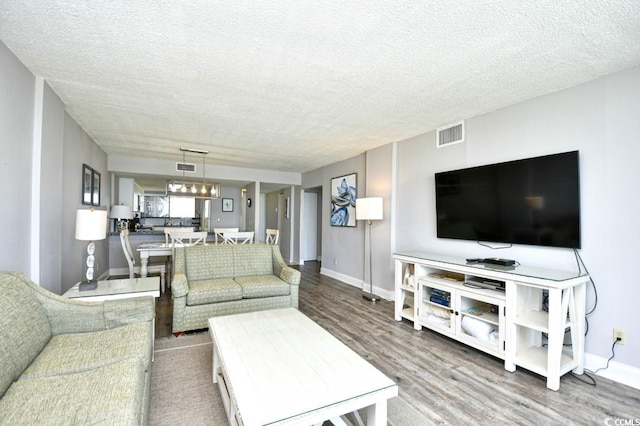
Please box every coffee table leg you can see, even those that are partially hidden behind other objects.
[365,400,387,426]
[212,344,219,384]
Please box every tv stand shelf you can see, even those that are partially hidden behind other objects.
[393,252,590,391]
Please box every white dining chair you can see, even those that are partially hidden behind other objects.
[213,227,239,244]
[164,227,196,245]
[265,228,279,244]
[222,231,254,245]
[169,231,208,286]
[120,229,166,292]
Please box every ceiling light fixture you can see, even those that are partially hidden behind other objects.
[166,148,221,199]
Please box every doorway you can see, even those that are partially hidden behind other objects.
[302,188,321,262]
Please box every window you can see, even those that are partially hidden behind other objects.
[169,197,195,218]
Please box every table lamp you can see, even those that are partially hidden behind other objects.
[356,197,383,302]
[75,208,108,290]
[110,204,133,231]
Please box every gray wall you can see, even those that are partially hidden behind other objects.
[1,40,109,294]
[61,113,109,292]
[304,155,366,283]
[301,65,640,376]
[265,191,279,230]
[364,144,393,292]
[0,41,34,275]
[39,84,65,293]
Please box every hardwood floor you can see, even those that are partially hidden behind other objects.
[154,262,640,425]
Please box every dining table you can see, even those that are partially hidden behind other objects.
[136,242,173,278]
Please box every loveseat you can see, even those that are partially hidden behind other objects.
[0,271,155,425]
[171,243,301,333]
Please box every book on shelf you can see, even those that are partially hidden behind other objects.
[429,295,451,307]
[430,289,451,298]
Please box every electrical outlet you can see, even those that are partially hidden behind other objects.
[333,258,338,265]
[613,328,626,345]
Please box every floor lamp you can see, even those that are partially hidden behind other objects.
[75,208,108,291]
[356,197,383,302]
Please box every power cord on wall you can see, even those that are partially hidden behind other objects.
[571,338,622,386]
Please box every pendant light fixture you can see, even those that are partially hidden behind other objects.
[166,148,221,199]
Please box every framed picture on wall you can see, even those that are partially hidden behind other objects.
[222,198,234,212]
[330,173,356,227]
[91,169,101,206]
[285,197,290,219]
[82,164,93,205]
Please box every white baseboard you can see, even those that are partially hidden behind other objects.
[584,353,640,390]
[109,267,131,277]
[319,268,394,301]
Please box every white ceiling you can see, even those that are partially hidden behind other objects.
[1,1,639,173]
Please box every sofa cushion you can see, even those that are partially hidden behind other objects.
[232,245,274,277]
[0,357,145,425]
[20,321,153,381]
[0,272,52,397]
[234,275,292,299]
[186,278,242,306]
[183,244,235,281]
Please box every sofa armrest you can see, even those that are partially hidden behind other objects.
[171,273,189,298]
[27,282,154,335]
[269,245,301,285]
[280,267,301,285]
[103,297,155,328]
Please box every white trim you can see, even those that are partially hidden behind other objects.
[584,352,640,390]
[320,268,394,301]
[390,141,398,256]
[30,77,44,284]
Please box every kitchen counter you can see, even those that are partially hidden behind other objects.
[109,229,211,237]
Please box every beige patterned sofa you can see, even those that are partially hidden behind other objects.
[171,243,301,333]
[0,271,154,425]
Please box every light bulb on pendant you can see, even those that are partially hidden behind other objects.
[181,184,186,193]
[201,184,207,194]
[191,185,196,194]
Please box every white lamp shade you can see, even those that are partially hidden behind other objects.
[110,205,133,220]
[356,197,383,221]
[75,209,108,241]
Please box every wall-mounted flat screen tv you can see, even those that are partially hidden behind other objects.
[435,151,581,249]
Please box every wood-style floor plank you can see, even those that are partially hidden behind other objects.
[154,262,640,425]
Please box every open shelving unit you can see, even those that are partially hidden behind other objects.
[393,252,590,391]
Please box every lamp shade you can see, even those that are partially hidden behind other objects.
[75,209,108,241]
[110,205,133,220]
[356,197,383,221]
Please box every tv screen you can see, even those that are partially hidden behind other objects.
[435,151,581,249]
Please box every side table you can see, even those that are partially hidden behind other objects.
[63,277,160,301]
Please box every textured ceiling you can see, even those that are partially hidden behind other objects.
[1,1,639,173]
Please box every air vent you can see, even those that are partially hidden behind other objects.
[436,121,465,148]
[176,162,196,173]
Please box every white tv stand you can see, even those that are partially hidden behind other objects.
[393,252,590,391]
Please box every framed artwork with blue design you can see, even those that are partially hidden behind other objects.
[330,173,356,227]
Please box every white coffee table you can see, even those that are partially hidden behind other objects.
[208,308,398,426]
[63,277,160,301]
